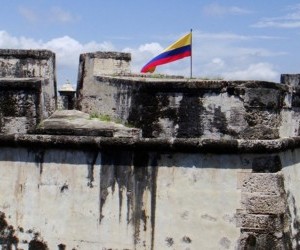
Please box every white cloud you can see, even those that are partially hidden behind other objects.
[0,30,283,83]
[18,5,78,24]
[50,7,78,23]
[127,30,284,81]
[222,63,279,81]
[123,42,164,73]
[203,3,252,16]
[211,58,225,68]
[253,20,300,28]
[42,36,114,66]
[0,30,114,84]
[252,4,300,28]
[18,6,38,22]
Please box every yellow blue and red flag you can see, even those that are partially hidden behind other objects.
[141,32,192,73]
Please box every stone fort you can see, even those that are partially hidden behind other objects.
[0,49,300,249]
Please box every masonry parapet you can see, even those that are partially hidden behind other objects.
[0,49,57,126]
[77,64,298,140]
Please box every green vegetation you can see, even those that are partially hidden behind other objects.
[89,113,135,128]
[90,113,112,122]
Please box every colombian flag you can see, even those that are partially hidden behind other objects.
[141,32,192,73]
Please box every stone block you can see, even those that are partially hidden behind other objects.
[238,230,292,250]
[241,193,286,214]
[236,213,283,232]
[281,74,300,87]
[244,88,283,109]
[241,173,284,194]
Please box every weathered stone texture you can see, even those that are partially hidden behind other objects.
[76,60,291,139]
[241,173,284,194]
[281,73,300,87]
[0,50,57,134]
[0,79,42,134]
[35,110,141,138]
[0,146,246,250]
[237,164,291,249]
[0,49,57,120]
[241,193,286,214]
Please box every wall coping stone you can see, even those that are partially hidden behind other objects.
[94,76,286,92]
[80,51,131,61]
[0,78,42,90]
[0,134,299,153]
[0,49,54,59]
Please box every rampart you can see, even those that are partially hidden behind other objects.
[0,49,57,134]
[0,50,300,249]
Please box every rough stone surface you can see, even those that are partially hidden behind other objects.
[241,173,284,194]
[0,49,57,133]
[0,79,42,134]
[0,146,247,250]
[241,193,286,214]
[281,74,300,87]
[236,213,284,232]
[2,50,300,250]
[35,110,141,138]
[76,63,292,139]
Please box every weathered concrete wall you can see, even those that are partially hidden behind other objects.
[76,52,131,115]
[1,49,300,250]
[0,79,42,133]
[77,71,295,139]
[0,147,241,250]
[76,53,300,139]
[0,135,298,250]
[0,49,57,119]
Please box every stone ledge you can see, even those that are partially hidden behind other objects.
[0,134,300,153]
[0,49,54,59]
[0,79,42,90]
[95,76,287,93]
[80,51,131,61]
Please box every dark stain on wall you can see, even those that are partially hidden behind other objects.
[182,236,192,244]
[57,243,66,250]
[252,155,282,173]
[128,90,205,138]
[86,151,98,188]
[177,94,203,138]
[0,211,19,250]
[100,150,158,249]
[128,91,162,137]
[60,183,69,193]
[99,150,133,223]
[0,93,17,117]
[27,232,49,250]
[34,150,45,175]
[165,237,174,247]
[28,239,48,250]
[212,106,228,135]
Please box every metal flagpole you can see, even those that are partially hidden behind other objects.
[190,29,193,79]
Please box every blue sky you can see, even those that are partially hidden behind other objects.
[1,1,300,87]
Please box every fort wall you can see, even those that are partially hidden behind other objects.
[0,50,299,249]
[0,49,57,125]
[0,135,296,249]
[76,53,300,140]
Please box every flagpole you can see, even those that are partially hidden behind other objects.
[190,29,193,79]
